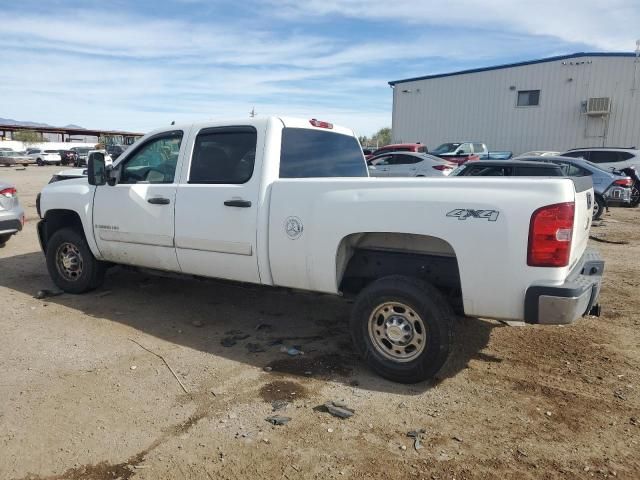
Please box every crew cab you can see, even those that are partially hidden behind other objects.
[36,117,604,383]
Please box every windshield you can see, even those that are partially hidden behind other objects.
[432,143,461,154]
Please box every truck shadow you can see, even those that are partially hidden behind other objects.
[0,251,498,395]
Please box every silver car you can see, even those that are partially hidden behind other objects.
[367,151,456,177]
[0,181,25,247]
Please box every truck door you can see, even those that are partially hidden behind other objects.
[92,130,184,271]
[174,126,261,283]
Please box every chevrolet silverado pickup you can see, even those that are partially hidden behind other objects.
[36,116,604,383]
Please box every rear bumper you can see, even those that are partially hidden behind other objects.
[0,214,23,235]
[524,248,604,324]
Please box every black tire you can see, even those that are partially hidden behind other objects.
[593,195,605,220]
[631,186,640,207]
[36,158,44,166]
[350,275,454,384]
[45,227,106,293]
[0,233,11,247]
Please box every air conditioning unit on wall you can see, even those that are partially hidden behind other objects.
[586,97,611,115]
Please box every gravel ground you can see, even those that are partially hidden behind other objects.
[1,165,639,480]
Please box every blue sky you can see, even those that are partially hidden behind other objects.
[1,0,638,136]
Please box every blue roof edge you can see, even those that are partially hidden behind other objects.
[388,52,637,85]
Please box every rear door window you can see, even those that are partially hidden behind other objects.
[588,151,617,164]
[280,128,367,178]
[562,151,590,160]
[515,166,563,176]
[472,143,485,153]
[189,127,256,184]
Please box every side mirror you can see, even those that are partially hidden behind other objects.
[87,153,106,186]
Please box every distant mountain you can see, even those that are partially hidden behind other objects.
[0,117,85,129]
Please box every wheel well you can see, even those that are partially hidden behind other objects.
[336,233,462,307]
[41,210,84,250]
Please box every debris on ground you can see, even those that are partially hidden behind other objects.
[271,400,289,411]
[407,429,427,450]
[255,323,272,331]
[280,346,304,356]
[263,366,273,372]
[34,289,63,299]
[221,332,251,347]
[321,400,355,419]
[265,415,291,426]
[246,342,266,353]
[191,320,204,327]
[96,290,112,298]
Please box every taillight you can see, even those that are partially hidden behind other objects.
[0,187,17,197]
[309,118,333,129]
[614,178,633,187]
[432,165,452,171]
[527,202,574,267]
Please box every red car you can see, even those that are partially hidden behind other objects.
[366,143,427,160]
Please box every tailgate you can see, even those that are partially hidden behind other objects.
[570,177,594,268]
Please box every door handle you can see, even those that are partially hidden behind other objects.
[147,197,170,205]
[224,199,252,208]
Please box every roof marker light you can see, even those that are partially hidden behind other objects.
[309,119,333,129]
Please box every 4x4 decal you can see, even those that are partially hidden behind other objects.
[446,209,499,222]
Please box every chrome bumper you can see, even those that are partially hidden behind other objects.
[524,248,604,324]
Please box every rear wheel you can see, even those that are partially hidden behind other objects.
[593,195,605,220]
[631,186,640,207]
[350,275,454,384]
[36,158,44,166]
[45,227,106,293]
[0,233,12,247]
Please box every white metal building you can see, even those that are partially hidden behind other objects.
[389,52,640,155]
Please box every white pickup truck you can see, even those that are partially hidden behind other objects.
[36,116,604,383]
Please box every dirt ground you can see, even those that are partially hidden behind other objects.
[1,165,639,480]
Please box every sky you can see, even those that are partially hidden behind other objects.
[1,0,639,137]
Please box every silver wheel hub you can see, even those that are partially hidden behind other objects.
[56,242,84,282]
[368,302,427,363]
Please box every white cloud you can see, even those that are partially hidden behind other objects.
[271,0,640,51]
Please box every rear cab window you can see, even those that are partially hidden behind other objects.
[280,128,367,178]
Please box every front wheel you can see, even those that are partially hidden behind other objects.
[45,228,106,293]
[593,195,605,220]
[36,158,44,166]
[350,275,454,384]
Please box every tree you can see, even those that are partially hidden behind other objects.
[373,127,392,146]
[13,130,46,146]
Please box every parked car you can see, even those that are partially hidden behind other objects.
[367,143,428,159]
[561,147,640,171]
[515,151,562,158]
[618,166,640,207]
[431,142,489,157]
[367,152,455,177]
[477,151,513,160]
[0,181,24,247]
[451,160,565,177]
[70,146,93,166]
[0,150,35,167]
[48,168,88,183]
[515,156,633,219]
[106,144,127,161]
[58,150,79,166]
[28,149,62,166]
[37,116,603,383]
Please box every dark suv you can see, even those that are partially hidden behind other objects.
[451,161,564,177]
